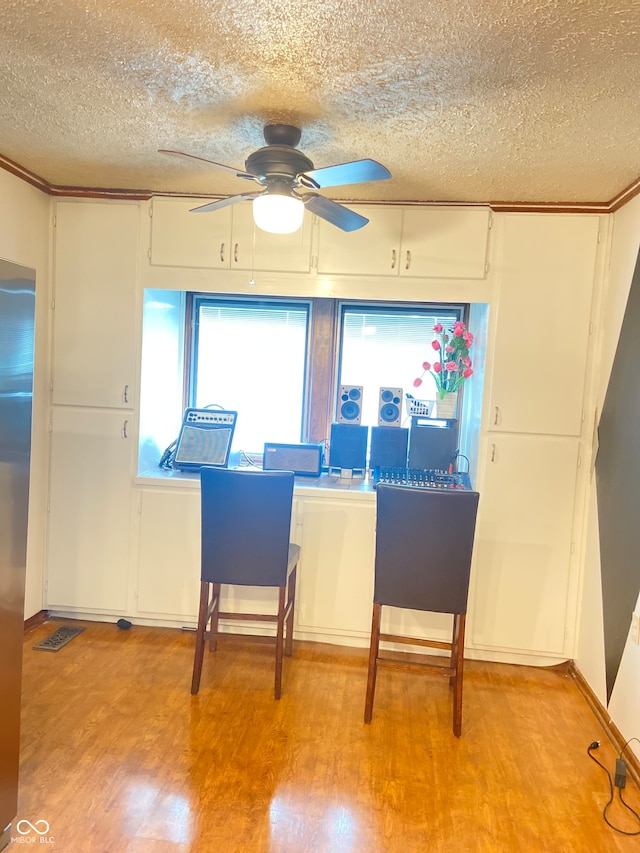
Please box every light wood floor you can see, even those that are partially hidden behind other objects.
[16,618,640,852]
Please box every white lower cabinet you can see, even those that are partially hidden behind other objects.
[135,489,304,623]
[46,407,133,612]
[135,488,378,634]
[470,434,580,655]
[136,489,202,618]
[294,496,376,640]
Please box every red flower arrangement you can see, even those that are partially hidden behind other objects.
[413,321,474,400]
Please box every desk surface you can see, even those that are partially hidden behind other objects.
[135,466,376,498]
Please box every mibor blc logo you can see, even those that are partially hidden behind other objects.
[11,819,55,845]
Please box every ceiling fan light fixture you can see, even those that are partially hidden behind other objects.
[253,192,304,234]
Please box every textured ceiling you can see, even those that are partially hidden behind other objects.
[0,0,639,207]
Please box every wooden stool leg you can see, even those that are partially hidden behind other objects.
[452,614,466,737]
[364,603,382,723]
[209,583,220,651]
[274,585,286,700]
[191,582,210,695]
[285,564,297,657]
[449,613,460,687]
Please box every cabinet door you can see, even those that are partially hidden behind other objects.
[489,214,599,435]
[231,204,313,272]
[150,197,232,268]
[136,489,201,618]
[52,201,139,408]
[470,434,579,655]
[46,407,133,612]
[136,490,302,622]
[316,206,402,276]
[295,497,376,638]
[400,207,490,279]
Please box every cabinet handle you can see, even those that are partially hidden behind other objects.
[391,249,396,269]
[123,384,129,404]
[234,243,239,264]
[220,242,225,263]
[491,443,496,462]
[494,406,499,425]
[405,250,411,270]
[122,420,128,439]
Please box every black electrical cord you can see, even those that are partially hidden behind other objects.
[158,439,178,469]
[456,453,471,473]
[587,741,640,835]
[620,737,640,761]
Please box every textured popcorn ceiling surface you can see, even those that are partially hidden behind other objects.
[0,0,638,205]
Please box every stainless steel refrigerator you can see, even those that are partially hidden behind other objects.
[0,259,35,851]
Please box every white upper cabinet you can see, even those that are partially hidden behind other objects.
[52,201,139,409]
[231,203,314,273]
[149,196,313,273]
[316,206,403,276]
[399,207,491,279]
[488,214,600,436]
[317,205,490,278]
[150,197,232,269]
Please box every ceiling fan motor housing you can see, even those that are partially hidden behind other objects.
[245,145,314,182]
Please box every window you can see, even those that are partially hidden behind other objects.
[190,296,310,453]
[187,294,466,454]
[338,304,464,426]
[139,289,484,479]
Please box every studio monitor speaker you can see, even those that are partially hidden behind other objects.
[329,423,369,471]
[337,385,364,424]
[377,387,403,426]
[369,426,409,469]
[408,423,457,471]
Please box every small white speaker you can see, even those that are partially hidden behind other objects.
[377,387,403,426]
[337,385,364,424]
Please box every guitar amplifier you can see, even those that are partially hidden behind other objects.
[173,408,237,471]
[263,442,324,477]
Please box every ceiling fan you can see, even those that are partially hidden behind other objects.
[159,124,392,234]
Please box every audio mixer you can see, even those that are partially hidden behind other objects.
[372,466,472,490]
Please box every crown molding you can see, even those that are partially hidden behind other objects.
[2,152,639,214]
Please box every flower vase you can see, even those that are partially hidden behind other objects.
[436,391,458,420]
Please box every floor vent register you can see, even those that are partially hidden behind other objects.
[33,625,85,652]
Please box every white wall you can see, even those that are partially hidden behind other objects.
[576,192,640,753]
[0,170,51,619]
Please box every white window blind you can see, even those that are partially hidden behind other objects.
[339,305,462,426]
[194,300,310,453]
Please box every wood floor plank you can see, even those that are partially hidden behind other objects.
[16,619,640,852]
